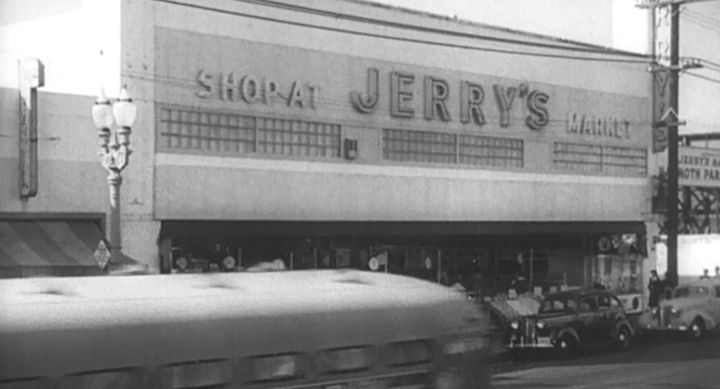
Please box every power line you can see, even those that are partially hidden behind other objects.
[683,8,720,28]
[699,58,720,69]
[155,0,651,64]
[685,71,720,84]
[681,13,720,33]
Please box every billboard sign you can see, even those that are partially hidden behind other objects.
[679,146,720,188]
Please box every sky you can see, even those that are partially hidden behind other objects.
[369,0,650,53]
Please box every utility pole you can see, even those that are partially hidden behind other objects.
[639,0,711,286]
[640,0,681,287]
[666,2,680,288]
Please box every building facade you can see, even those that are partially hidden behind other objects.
[1,0,652,301]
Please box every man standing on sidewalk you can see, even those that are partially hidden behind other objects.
[648,270,663,308]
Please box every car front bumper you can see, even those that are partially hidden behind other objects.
[507,336,555,349]
[638,315,691,332]
[641,323,690,331]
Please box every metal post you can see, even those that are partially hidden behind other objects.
[529,247,534,293]
[666,2,680,288]
[108,172,123,264]
[437,250,443,284]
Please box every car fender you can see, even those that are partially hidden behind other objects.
[614,318,634,337]
[682,309,717,330]
[636,310,655,327]
[553,327,580,344]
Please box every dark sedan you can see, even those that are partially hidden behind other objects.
[507,289,634,358]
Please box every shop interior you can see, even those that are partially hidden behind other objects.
[159,222,644,299]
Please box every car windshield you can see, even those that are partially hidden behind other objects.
[673,286,709,299]
[539,297,576,313]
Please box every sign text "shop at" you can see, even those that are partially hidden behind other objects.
[196,70,321,109]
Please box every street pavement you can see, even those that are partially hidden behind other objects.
[491,333,720,388]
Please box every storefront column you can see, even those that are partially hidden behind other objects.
[123,219,162,273]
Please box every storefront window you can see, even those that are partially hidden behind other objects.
[553,142,647,176]
[382,128,523,168]
[158,107,341,159]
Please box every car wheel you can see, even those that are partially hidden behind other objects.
[614,326,631,351]
[555,335,576,359]
[221,256,237,272]
[688,318,705,340]
[173,256,188,272]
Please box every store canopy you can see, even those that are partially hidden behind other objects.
[0,220,112,278]
[161,220,646,239]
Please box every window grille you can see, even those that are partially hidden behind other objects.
[553,142,647,176]
[459,135,523,168]
[158,107,341,159]
[383,129,456,164]
[383,128,523,168]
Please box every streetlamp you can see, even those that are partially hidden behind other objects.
[91,87,137,268]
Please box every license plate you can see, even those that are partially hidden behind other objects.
[536,336,552,345]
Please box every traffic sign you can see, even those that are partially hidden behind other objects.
[94,240,111,270]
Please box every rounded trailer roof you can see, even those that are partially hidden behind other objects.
[0,270,477,333]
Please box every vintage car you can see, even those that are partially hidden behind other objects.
[637,278,720,339]
[169,247,239,273]
[507,290,634,357]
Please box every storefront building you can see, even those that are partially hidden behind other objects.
[1,0,651,301]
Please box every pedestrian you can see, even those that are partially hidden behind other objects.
[209,242,225,272]
[715,266,720,278]
[511,253,528,294]
[700,268,710,279]
[648,270,663,308]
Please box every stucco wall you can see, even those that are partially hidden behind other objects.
[155,154,648,222]
[149,1,652,222]
[0,89,107,213]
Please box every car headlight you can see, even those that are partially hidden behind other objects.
[443,337,487,355]
[651,307,658,315]
[536,321,546,330]
[670,307,681,315]
[510,321,519,330]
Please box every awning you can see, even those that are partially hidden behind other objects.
[160,220,647,239]
[0,220,110,278]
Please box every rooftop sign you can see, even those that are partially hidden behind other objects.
[679,146,720,188]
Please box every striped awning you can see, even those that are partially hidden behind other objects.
[0,220,108,278]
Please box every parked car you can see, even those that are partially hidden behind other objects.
[170,247,238,273]
[507,289,634,358]
[637,278,720,340]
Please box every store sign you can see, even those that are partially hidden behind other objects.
[596,234,642,255]
[679,146,720,188]
[349,67,550,130]
[196,69,321,109]
[652,4,672,153]
[18,58,44,198]
[566,113,632,141]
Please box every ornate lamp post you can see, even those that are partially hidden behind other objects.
[91,87,137,267]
